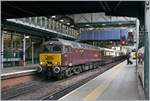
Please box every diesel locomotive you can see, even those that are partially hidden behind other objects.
[38,38,125,79]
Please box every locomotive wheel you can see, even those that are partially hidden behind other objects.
[93,64,98,69]
[65,68,72,77]
[81,65,85,72]
[73,66,80,75]
[85,65,89,71]
[79,66,83,72]
[89,64,93,70]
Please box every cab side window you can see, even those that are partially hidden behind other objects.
[64,46,70,53]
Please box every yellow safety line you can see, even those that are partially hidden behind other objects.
[84,62,125,101]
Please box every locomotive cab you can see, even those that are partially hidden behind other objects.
[39,40,64,75]
[40,43,62,67]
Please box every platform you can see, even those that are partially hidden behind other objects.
[1,64,39,79]
[59,60,144,100]
[137,64,144,87]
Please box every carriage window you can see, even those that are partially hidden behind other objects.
[106,52,110,56]
[52,45,62,52]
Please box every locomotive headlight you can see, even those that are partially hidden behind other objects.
[40,62,43,65]
[40,62,46,65]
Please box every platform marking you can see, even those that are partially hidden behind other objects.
[84,62,125,101]
[1,69,37,77]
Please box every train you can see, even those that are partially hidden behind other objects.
[38,38,126,79]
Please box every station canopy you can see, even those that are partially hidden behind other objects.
[2,1,145,22]
[2,1,145,45]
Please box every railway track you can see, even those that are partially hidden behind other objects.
[1,74,45,100]
[1,60,124,100]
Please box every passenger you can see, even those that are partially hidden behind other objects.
[138,53,141,64]
[127,53,130,65]
[141,53,144,64]
[19,49,24,66]
[127,52,132,65]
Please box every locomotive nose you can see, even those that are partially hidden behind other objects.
[39,53,61,67]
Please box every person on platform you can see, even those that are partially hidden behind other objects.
[19,48,24,66]
[127,52,132,65]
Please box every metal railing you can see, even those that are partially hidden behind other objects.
[7,17,79,39]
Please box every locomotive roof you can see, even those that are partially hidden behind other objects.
[100,47,122,53]
[47,38,99,50]
[58,38,99,50]
[43,38,122,52]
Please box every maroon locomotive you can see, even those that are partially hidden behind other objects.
[38,38,125,79]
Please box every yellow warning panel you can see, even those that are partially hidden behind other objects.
[39,53,61,66]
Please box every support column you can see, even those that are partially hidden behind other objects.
[40,17,43,27]
[32,42,34,64]
[145,1,150,99]
[11,33,15,66]
[136,19,140,67]
[0,31,4,69]
[23,34,26,66]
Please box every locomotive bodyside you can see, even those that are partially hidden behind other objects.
[62,48,101,66]
[38,38,125,79]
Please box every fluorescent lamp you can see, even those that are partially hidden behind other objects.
[67,23,70,25]
[25,36,30,38]
[60,19,64,22]
[118,23,122,25]
[71,25,74,27]
[89,28,94,30]
[85,24,90,26]
[51,16,56,18]
[129,28,133,32]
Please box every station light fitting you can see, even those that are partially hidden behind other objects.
[25,36,30,39]
[85,24,90,27]
[89,27,94,30]
[67,22,70,25]
[129,28,134,32]
[71,25,74,28]
[51,16,56,18]
[3,31,7,33]
[118,23,122,25]
[60,19,64,22]
[102,24,106,26]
